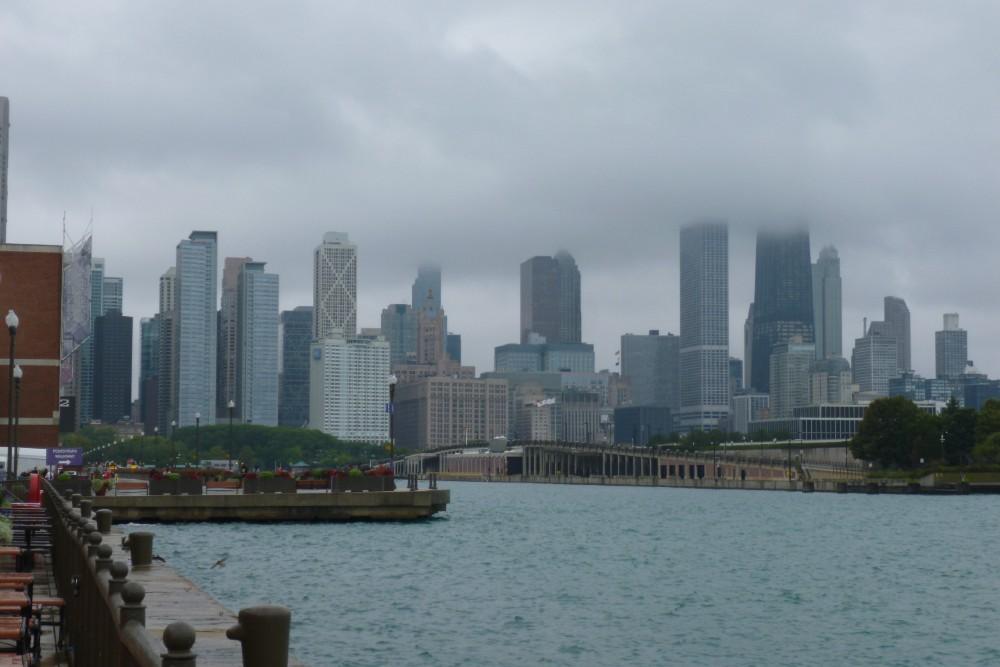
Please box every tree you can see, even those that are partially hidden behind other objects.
[850,396,939,469]
[973,432,1000,464]
[940,397,977,465]
[975,399,1000,445]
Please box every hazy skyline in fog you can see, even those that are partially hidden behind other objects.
[2,1,998,378]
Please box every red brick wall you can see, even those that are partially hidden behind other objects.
[0,245,63,448]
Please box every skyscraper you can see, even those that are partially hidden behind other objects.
[882,297,911,373]
[156,267,176,434]
[139,317,160,434]
[381,304,418,366]
[678,221,729,431]
[94,310,133,424]
[175,231,218,427]
[852,327,898,395]
[218,257,252,417]
[520,252,581,344]
[769,337,815,419]
[749,228,815,393]
[102,277,123,315]
[620,330,680,411]
[236,262,279,426]
[446,334,462,364]
[279,306,313,427]
[935,313,968,379]
[0,97,9,243]
[811,245,842,360]
[309,335,390,443]
[78,257,106,426]
[411,263,441,315]
[313,232,357,339]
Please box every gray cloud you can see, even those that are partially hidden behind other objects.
[2,1,998,378]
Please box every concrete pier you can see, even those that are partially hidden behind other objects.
[93,489,450,522]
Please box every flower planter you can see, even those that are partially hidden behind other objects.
[52,479,93,497]
[148,479,204,495]
[331,477,395,493]
[295,479,329,491]
[243,477,297,494]
[206,480,241,491]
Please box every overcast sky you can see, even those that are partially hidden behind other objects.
[2,1,999,383]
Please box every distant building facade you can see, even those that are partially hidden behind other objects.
[731,393,769,434]
[218,257,252,418]
[811,245,842,360]
[309,335,390,443]
[279,306,313,427]
[809,356,854,405]
[520,252,581,344]
[175,231,218,427]
[236,262,279,426]
[139,317,160,434]
[852,328,898,396]
[935,313,968,379]
[446,334,462,364]
[313,232,357,339]
[394,377,508,450]
[381,304,417,366]
[614,406,673,446]
[93,311,133,423]
[768,338,815,419]
[678,220,729,431]
[494,343,595,374]
[749,228,814,392]
[620,330,680,411]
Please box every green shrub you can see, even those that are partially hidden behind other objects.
[348,467,363,478]
[259,471,275,479]
[0,518,11,546]
[165,472,181,481]
[57,473,72,481]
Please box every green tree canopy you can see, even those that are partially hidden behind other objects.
[974,399,1000,445]
[940,397,977,465]
[850,396,940,468]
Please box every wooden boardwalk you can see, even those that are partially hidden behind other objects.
[106,526,304,666]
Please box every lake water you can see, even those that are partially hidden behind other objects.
[131,483,1000,666]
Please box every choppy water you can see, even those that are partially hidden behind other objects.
[130,483,1000,666]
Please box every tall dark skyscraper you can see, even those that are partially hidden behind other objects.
[279,306,313,427]
[935,313,968,379]
[520,252,581,344]
[749,228,814,393]
[679,221,729,431]
[620,330,680,411]
[811,245,842,360]
[882,297,911,373]
[94,310,133,423]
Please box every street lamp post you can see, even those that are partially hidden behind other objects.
[227,400,235,472]
[170,420,177,468]
[388,374,398,471]
[5,310,18,480]
[12,365,21,478]
[194,412,201,467]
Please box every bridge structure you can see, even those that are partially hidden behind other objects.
[395,440,864,484]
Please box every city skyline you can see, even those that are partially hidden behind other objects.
[3,3,999,386]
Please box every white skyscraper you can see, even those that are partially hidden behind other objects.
[237,262,279,426]
[0,96,9,244]
[313,232,357,339]
[679,220,729,431]
[175,231,218,427]
[309,335,391,443]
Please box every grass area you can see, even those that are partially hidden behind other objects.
[866,464,1000,482]
[0,517,10,546]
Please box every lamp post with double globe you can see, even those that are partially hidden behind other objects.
[5,310,18,480]
[227,400,235,472]
[194,412,201,467]
[12,365,21,478]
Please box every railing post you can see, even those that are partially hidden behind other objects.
[109,561,129,597]
[87,531,103,559]
[96,544,114,574]
[120,582,146,628]
[80,498,93,518]
[226,606,291,667]
[95,508,113,534]
[71,493,82,508]
[162,622,198,667]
